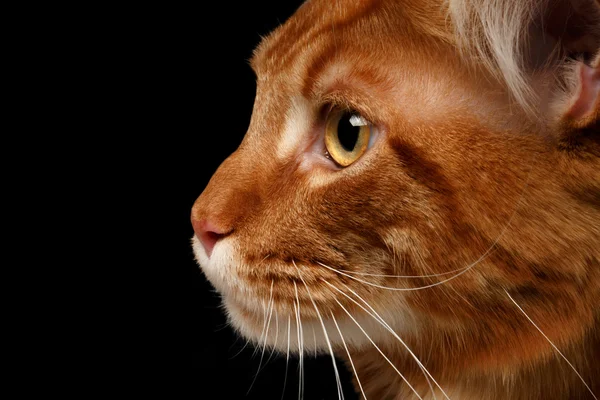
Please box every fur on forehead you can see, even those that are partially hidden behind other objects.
[253,0,600,124]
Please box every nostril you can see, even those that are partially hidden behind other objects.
[191,218,230,258]
[199,230,226,257]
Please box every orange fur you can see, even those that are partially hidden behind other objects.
[192,1,600,398]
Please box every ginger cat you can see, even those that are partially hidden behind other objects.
[191,0,600,398]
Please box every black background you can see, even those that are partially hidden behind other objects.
[140,2,360,399]
[22,1,366,397]
[23,2,360,398]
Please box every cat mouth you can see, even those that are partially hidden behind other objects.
[194,236,399,350]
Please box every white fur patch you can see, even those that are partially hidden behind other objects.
[192,235,243,295]
[276,96,313,160]
[225,295,414,355]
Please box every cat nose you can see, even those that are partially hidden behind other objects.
[191,218,230,258]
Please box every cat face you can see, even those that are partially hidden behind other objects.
[192,0,599,382]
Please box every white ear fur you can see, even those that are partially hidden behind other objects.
[558,52,600,132]
[448,0,600,123]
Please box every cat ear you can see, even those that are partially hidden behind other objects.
[540,0,600,139]
[451,0,600,139]
[558,52,599,137]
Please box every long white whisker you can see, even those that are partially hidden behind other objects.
[293,300,301,400]
[253,281,274,357]
[325,280,449,400]
[343,267,474,279]
[505,290,597,400]
[281,315,291,400]
[333,297,423,400]
[247,281,275,395]
[317,156,536,292]
[261,310,279,370]
[295,262,345,400]
[331,310,368,400]
[294,282,305,400]
[317,248,494,291]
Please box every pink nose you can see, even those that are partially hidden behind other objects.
[192,219,229,258]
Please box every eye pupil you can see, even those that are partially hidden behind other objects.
[337,112,360,152]
[324,108,372,167]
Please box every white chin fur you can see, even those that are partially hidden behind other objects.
[193,235,413,356]
[224,295,413,356]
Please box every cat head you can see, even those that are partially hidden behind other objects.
[192,0,599,376]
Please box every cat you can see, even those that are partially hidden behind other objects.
[191,0,600,399]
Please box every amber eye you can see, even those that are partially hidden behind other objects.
[324,109,371,167]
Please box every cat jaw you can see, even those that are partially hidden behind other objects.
[192,234,418,355]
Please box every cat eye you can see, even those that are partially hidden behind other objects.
[324,109,372,167]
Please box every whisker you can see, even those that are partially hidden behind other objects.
[342,267,476,279]
[331,310,368,400]
[281,315,291,400]
[294,282,305,400]
[333,297,423,399]
[262,310,279,369]
[325,280,449,399]
[293,300,301,400]
[253,281,274,357]
[295,261,345,400]
[247,280,275,395]
[214,321,230,332]
[228,335,240,352]
[316,156,536,292]
[505,290,598,400]
[229,337,252,360]
[317,249,494,291]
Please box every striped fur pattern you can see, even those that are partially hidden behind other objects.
[192,1,600,398]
